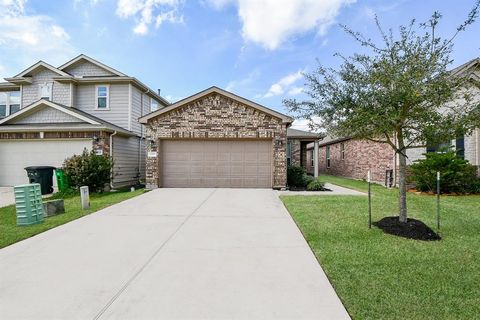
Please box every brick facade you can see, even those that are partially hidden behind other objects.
[316,139,396,184]
[144,92,288,189]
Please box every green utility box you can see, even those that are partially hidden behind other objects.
[25,166,55,195]
[55,168,69,192]
[14,183,44,226]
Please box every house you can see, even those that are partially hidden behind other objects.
[308,58,480,185]
[139,86,295,189]
[286,128,322,177]
[308,136,397,185]
[0,55,169,189]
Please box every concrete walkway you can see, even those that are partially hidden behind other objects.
[278,183,366,196]
[0,188,350,319]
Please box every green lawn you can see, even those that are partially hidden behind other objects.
[0,188,145,249]
[281,175,480,320]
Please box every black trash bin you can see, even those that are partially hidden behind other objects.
[25,166,56,195]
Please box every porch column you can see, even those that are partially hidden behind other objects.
[314,140,319,178]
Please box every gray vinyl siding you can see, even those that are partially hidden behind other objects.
[22,68,71,107]
[63,61,116,77]
[75,83,129,130]
[131,86,142,135]
[12,106,80,124]
[112,135,142,187]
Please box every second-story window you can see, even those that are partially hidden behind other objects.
[39,83,52,100]
[0,91,21,118]
[96,85,109,109]
[151,99,159,112]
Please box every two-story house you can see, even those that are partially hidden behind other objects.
[0,54,169,188]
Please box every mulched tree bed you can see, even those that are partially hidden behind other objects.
[373,216,441,241]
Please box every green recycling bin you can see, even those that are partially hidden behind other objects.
[55,168,69,192]
[25,166,55,195]
[14,183,44,226]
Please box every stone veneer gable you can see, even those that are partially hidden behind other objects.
[144,93,288,189]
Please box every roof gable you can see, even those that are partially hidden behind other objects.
[139,86,293,124]
[12,61,70,78]
[0,100,100,125]
[59,54,126,77]
[9,105,86,125]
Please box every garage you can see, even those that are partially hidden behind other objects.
[140,87,293,189]
[161,140,272,188]
[0,139,91,187]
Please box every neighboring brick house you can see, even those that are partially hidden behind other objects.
[307,136,396,185]
[306,58,480,185]
[139,87,293,189]
[0,55,169,189]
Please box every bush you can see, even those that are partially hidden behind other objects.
[63,149,113,192]
[307,178,326,191]
[410,151,480,194]
[287,165,309,187]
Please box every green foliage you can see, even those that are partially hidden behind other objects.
[287,165,310,188]
[307,178,326,191]
[410,151,480,193]
[63,149,112,192]
[284,4,480,220]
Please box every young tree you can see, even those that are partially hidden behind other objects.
[284,4,480,223]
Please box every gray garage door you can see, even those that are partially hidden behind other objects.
[161,140,272,188]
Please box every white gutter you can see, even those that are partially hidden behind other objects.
[110,131,118,189]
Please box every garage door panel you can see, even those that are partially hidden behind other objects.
[0,140,91,187]
[161,140,272,188]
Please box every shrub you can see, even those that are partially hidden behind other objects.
[409,151,480,193]
[307,178,326,191]
[287,165,309,187]
[63,149,113,192]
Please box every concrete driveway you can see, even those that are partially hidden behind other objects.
[0,188,350,320]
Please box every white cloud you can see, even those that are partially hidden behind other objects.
[206,0,355,50]
[115,0,183,35]
[0,0,75,76]
[225,69,260,92]
[288,86,303,96]
[291,117,323,132]
[264,70,303,98]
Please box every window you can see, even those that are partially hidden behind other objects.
[340,142,345,160]
[151,99,159,111]
[0,91,21,118]
[310,150,314,166]
[39,83,52,100]
[456,136,465,159]
[326,146,331,168]
[427,136,465,159]
[96,85,109,109]
[287,142,292,166]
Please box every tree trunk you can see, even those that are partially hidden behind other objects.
[398,146,408,223]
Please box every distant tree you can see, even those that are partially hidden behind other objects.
[284,3,480,223]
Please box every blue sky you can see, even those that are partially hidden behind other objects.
[1,0,479,129]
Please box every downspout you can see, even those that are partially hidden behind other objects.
[110,131,118,189]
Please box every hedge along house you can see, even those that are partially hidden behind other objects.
[139,87,293,189]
